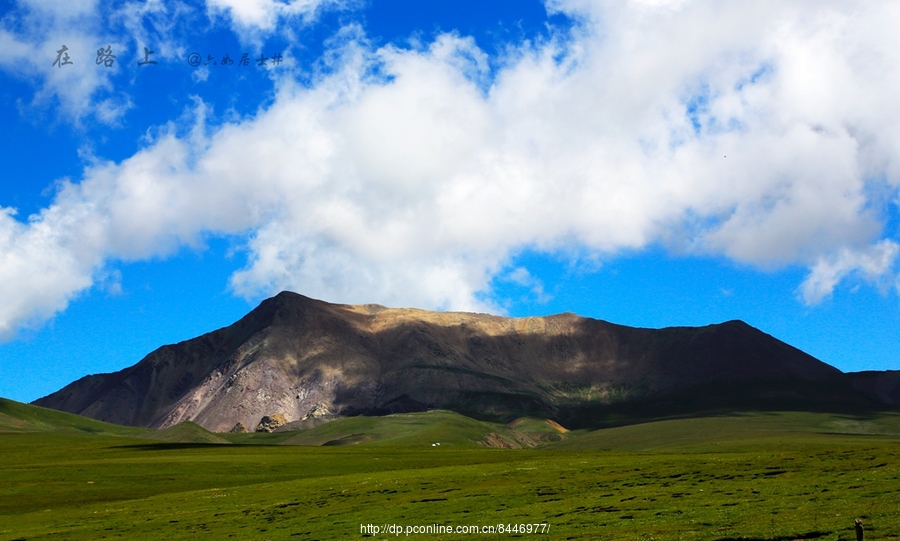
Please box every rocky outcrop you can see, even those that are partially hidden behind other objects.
[33,291,892,432]
[303,402,334,420]
[255,414,287,433]
[229,422,248,433]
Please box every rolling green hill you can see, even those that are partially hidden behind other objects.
[230,408,900,452]
[0,397,148,437]
[270,410,555,447]
[141,421,230,444]
[6,394,900,452]
[548,410,900,451]
[0,398,229,443]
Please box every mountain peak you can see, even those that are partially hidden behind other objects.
[34,292,872,432]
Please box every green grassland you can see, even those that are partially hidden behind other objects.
[0,397,148,437]
[270,410,550,447]
[2,399,900,541]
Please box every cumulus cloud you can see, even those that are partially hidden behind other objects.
[3,0,900,337]
[0,207,94,337]
[798,240,900,305]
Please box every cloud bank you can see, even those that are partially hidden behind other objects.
[2,0,900,338]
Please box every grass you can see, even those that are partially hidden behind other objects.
[141,421,231,444]
[548,410,900,451]
[274,410,531,447]
[2,402,900,540]
[0,397,147,437]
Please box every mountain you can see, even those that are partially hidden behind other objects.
[847,370,900,406]
[33,291,892,432]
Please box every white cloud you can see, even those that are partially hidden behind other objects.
[505,267,552,304]
[205,0,356,39]
[0,207,94,338]
[3,0,900,337]
[229,225,501,312]
[110,0,196,63]
[799,240,900,305]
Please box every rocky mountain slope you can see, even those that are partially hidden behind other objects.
[34,291,891,432]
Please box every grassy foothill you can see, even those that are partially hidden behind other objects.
[2,399,900,540]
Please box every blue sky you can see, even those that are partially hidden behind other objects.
[1,0,900,403]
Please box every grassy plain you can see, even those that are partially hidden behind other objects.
[2,399,900,541]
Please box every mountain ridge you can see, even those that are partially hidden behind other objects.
[34,291,895,432]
